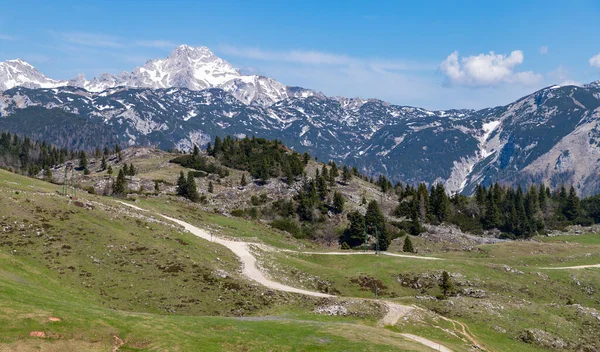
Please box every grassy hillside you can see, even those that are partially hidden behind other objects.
[122,189,600,351]
[3,146,600,351]
[0,169,438,351]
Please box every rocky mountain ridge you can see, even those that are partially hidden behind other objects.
[1,46,600,196]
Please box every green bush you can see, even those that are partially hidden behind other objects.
[270,218,301,237]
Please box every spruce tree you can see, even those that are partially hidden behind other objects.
[342,165,352,184]
[176,171,187,196]
[208,181,214,193]
[107,165,113,176]
[186,172,200,202]
[193,144,199,157]
[344,210,366,247]
[440,271,454,297]
[365,200,390,251]
[112,168,126,196]
[154,180,160,193]
[303,152,310,165]
[284,163,294,185]
[317,174,328,200]
[79,151,88,170]
[410,200,422,236]
[565,186,581,221]
[403,235,414,253]
[332,191,345,214]
[240,173,247,187]
[100,155,107,170]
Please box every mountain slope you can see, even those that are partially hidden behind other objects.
[1,46,600,195]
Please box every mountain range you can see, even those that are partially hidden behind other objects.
[1,45,600,196]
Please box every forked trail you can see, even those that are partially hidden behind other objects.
[121,201,487,351]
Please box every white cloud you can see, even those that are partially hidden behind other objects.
[218,45,436,71]
[135,40,176,49]
[590,53,600,68]
[0,33,15,41]
[539,46,548,55]
[58,31,124,48]
[440,50,542,87]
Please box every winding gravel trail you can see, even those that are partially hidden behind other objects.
[120,202,458,351]
[539,264,600,270]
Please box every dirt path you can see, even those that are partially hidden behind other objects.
[284,250,442,260]
[120,202,457,351]
[401,334,453,352]
[539,264,600,270]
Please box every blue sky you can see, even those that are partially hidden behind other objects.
[1,0,599,109]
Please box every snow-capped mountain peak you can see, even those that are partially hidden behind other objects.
[0,58,65,91]
[0,45,316,106]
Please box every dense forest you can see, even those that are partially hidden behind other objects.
[171,136,306,182]
[389,181,600,240]
[0,131,72,177]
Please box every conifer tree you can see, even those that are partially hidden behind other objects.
[342,165,352,184]
[344,210,366,247]
[100,155,107,170]
[240,173,248,187]
[333,191,345,214]
[176,171,187,196]
[154,180,160,193]
[112,168,126,196]
[79,151,88,170]
[107,165,113,176]
[403,235,414,253]
[193,144,199,157]
[208,181,214,193]
[440,271,454,297]
[565,186,581,221]
[186,172,200,202]
[409,200,422,236]
[365,200,390,251]
[303,152,310,165]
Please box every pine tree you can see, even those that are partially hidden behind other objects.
[440,271,454,297]
[208,181,214,193]
[186,172,200,202]
[365,200,390,251]
[112,168,126,196]
[317,174,328,200]
[128,163,136,176]
[409,200,422,236]
[79,151,88,170]
[403,235,414,253]
[154,180,160,193]
[344,210,366,247]
[100,155,107,170]
[193,144,200,157]
[107,165,113,176]
[284,163,294,185]
[332,191,345,214]
[240,173,248,187]
[177,171,187,196]
[211,136,222,156]
[342,165,352,184]
[303,152,310,165]
[330,162,339,185]
[565,186,581,221]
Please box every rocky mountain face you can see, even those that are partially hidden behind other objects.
[1,46,600,196]
[1,45,315,106]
